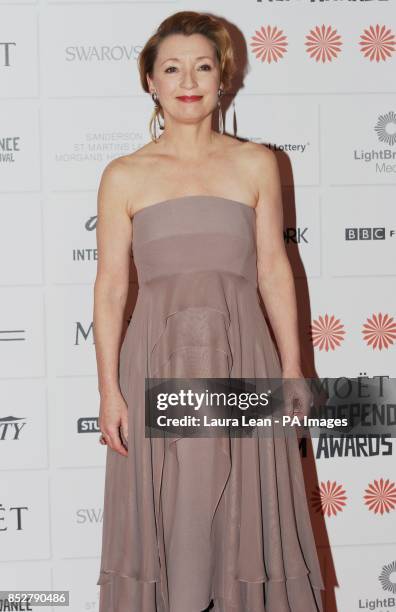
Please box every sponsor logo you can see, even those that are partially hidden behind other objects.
[311,480,347,516]
[0,42,16,67]
[0,136,21,164]
[310,313,346,351]
[345,227,392,240]
[364,478,396,514]
[0,415,27,441]
[77,417,100,434]
[65,45,142,62]
[284,227,309,243]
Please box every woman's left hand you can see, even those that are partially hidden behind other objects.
[281,369,314,419]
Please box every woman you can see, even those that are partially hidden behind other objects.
[93,10,325,612]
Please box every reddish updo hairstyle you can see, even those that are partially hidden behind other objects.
[138,11,236,142]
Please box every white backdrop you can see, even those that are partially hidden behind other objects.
[1,1,396,611]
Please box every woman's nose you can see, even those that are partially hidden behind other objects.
[180,71,198,88]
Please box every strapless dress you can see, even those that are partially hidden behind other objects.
[96,195,325,612]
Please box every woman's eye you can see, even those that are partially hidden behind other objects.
[164,64,212,73]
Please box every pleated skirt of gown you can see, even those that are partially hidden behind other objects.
[96,196,325,612]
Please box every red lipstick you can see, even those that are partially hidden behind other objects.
[176,95,203,103]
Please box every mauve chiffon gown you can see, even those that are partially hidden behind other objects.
[96,195,325,612]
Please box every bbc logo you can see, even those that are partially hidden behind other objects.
[345,228,389,240]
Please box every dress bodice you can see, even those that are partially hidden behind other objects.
[131,195,258,287]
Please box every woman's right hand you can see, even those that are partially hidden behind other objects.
[98,391,129,457]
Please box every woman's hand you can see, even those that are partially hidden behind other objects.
[281,368,314,419]
[98,391,129,456]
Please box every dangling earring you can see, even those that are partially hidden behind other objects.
[217,88,225,134]
[232,98,237,137]
[151,91,164,140]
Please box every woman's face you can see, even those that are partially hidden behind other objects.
[147,33,223,124]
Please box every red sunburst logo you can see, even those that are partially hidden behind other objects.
[364,478,396,515]
[362,313,396,350]
[359,24,396,62]
[305,25,342,62]
[311,480,347,517]
[250,25,288,63]
[310,314,346,352]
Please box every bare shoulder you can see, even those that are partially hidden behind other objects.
[220,136,261,161]
[97,145,154,216]
[225,140,278,202]
[98,155,132,193]
[99,145,151,186]
[243,141,278,178]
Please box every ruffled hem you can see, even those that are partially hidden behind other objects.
[96,569,159,585]
[96,568,324,612]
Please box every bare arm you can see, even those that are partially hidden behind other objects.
[253,147,302,376]
[93,159,132,455]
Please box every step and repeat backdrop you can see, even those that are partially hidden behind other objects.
[1,0,395,611]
